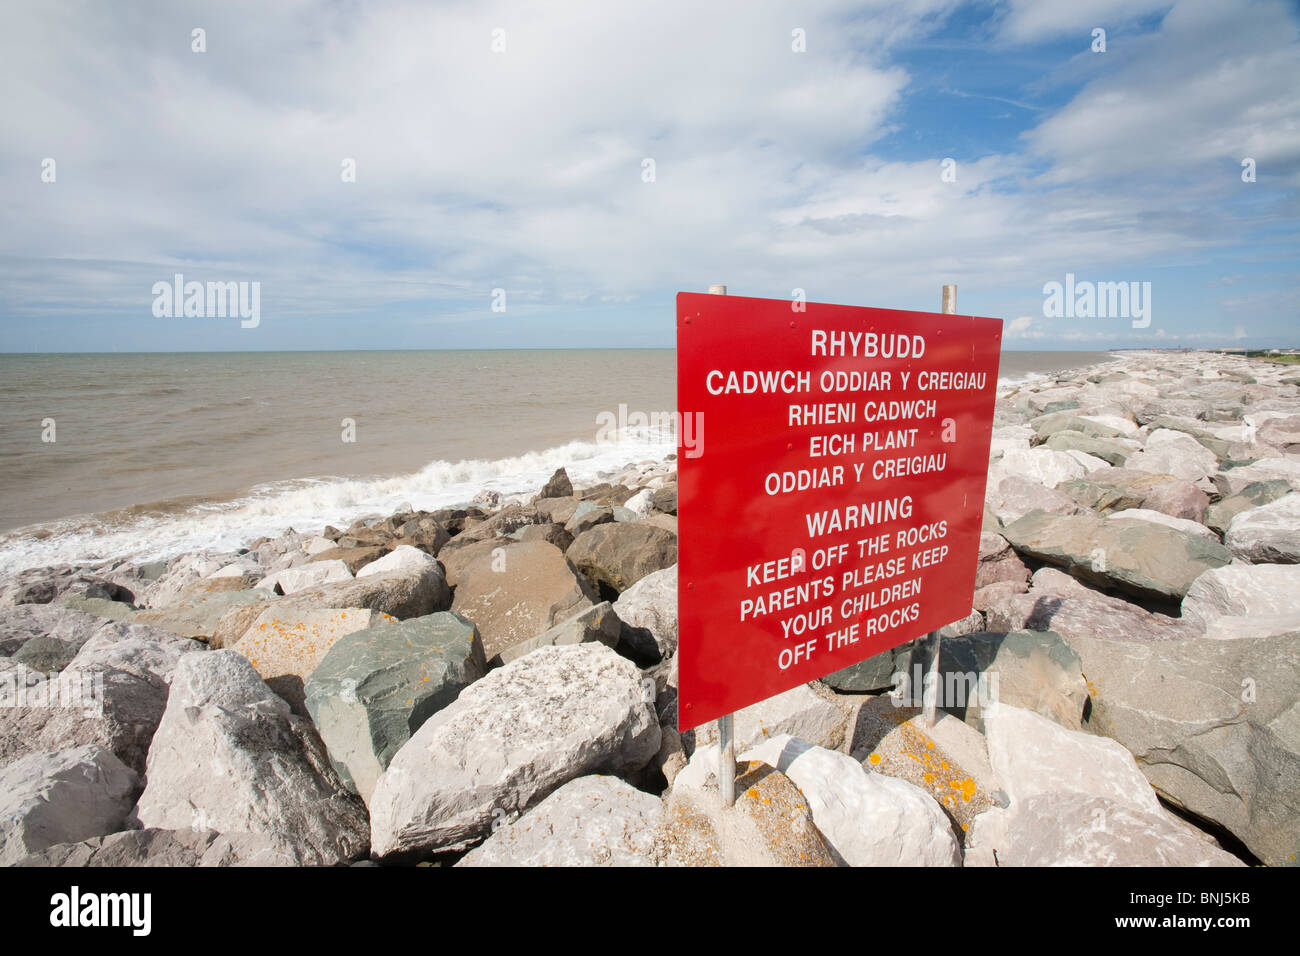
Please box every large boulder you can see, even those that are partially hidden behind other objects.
[975,533,1030,589]
[1206,479,1294,534]
[566,522,678,595]
[132,650,370,866]
[134,583,274,641]
[368,642,660,859]
[1125,428,1219,484]
[458,776,662,867]
[1181,564,1300,635]
[986,475,1089,528]
[0,745,139,865]
[656,748,836,866]
[742,735,961,867]
[1060,468,1209,521]
[256,560,353,595]
[1064,629,1300,866]
[449,540,598,660]
[232,607,397,711]
[611,564,678,658]
[1000,509,1231,603]
[304,611,487,804]
[1225,493,1300,563]
[984,574,1196,647]
[0,604,105,666]
[0,621,202,773]
[990,448,1085,489]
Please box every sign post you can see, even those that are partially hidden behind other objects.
[676,288,1001,751]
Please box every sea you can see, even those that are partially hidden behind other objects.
[0,349,1115,575]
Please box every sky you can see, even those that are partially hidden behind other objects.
[0,0,1297,352]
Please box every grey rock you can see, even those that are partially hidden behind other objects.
[567,522,678,595]
[132,650,370,866]
[304,611,488,803]
[611,564,678,658]
[457,776,662,867]
[0,745,139,865]
[497,601,621,666]
[1225,493,1300,563]
[1206,479,1294,535]
[0,604,104,667]
[368,642,660,858]
[14,827,296,867]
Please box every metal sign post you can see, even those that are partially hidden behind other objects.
[921,284,958,729]
[709,282,737,807]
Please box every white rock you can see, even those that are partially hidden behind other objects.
[368,642,660,858]
[611,564,678,657]
[1126,429,1219,484]
[132,650,369,866]
[1108,509,1219,540]
[1181,564,1300,631]
[1225,493,1300,563]
[622,489,655,518]
[258,559,354,595]
[305,536,337,556]
[1062,450,1112,473]
[1215,457,1300,495]
[356,545,439,578]
[992,448,1086,489]
[984,703,1162,816]
[0,745,138,865]
[741,735,960,867]
[1078,414,1139,437]
[694,683,845,753]
[457,776,662,867]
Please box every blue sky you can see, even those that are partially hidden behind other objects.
[1,0,1296,352]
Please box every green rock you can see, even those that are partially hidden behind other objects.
[304,611,487,804]
[1206,479,1293,535]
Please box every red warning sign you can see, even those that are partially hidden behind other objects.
[676,292,1002,731]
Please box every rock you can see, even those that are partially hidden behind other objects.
[1062,468,1209,522]
[138,555,237,608]
[650,485,678,515]
[496,601,621,666]
[991,448,1085,489]
[257,559,354,595]
[1214,456,1300,495]
[1029,411,1124,441]
[906,629,1088,732]
[134,583,274,641]
[14,827,296,867]
[985,703,1163,815]
[534,497,581,525]
[513,522,573,552]
[0,566,133,607]
[449,540,597,661]
[567,522,678,595]
[394,517,450,556]
[56,595,138,622]
[132,650,369,866]
[458,776,662,867]
[821,642,913,692]
[985,579,1194,647]
[308,545,389,574]
[973,793,1244,867]
[212,565,451,648]
[0,622,202,773]
[564,502,614,536]
[622,489,655,518]
[305,536,337,556]
[1126,429,1220,484]
[304,612,487,804]
[1181,564,1300,634]
[694,683,846,753]
[1108,508,1219,540]
[1000,509,1231,603]
[1044,431,1134,466]
[975,533,1030,588]
[540,467,573,499]
[232,607,397,711]
[985,475,1087,525]
[844,698,998,840]
[742,735,961,866]
[356,544,440,578]
[656,749,836,866]
[1225,493,1300,563]
[1059,629,1300,866]
[0,745,139,865]
[368,643,660,858]
[611,564,678,659]
[972,580,1029,613]
[0,604,104,666]
[1205,479,1293,534]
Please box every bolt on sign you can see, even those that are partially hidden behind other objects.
[676,292,1003,731]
